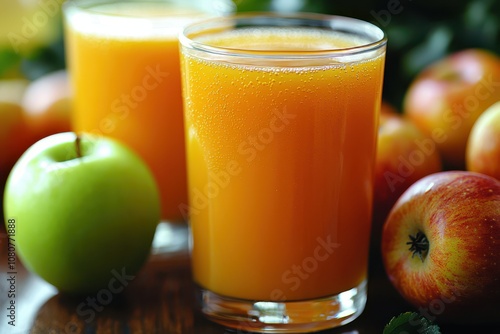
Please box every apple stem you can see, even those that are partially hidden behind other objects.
[76,135,82,158]
[406,231,429,263]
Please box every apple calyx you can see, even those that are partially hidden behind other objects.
[406,231,429,262]
[75,134,82,158]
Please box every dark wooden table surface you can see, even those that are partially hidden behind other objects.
[1,229,499,334]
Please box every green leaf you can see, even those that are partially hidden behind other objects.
[383,312,441,334]
[20,34,65,81]
[234,0,273,12]
[402,25,453,78]
[0,48,21,78]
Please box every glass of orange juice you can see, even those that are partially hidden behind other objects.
[180,13,386,332]
[62,0,233,255]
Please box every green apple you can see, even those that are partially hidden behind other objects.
[3,132,160,294]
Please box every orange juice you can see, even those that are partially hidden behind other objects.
[182,28,385,301]
[64,2,210,221]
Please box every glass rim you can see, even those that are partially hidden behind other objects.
[62,0,235,38]
[179,12,387,59]
[62,0,235,19]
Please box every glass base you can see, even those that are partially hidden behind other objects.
[198,280,367,333]
[149,221,189,258]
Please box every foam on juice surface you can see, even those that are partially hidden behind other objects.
[197,27,371,51]
[189,27,377,67]
[67,2,209,39]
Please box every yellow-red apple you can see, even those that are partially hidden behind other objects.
[0,79,32,179]
[382,171,500,323]
[466,101,500,179]
[22,70,72,142]
[404,49,500,170]
[0,79,33,223]
[372,104,441,248]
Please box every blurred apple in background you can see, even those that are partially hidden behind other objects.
[0,79,32,224]
[22,69,72,141]
[382,171,500,323]
[372,102,441,249]
[466,101,500,179]
[0,79,32,180]
[1,71,73,222]
[404,49,500,170]
[4,132,161,294]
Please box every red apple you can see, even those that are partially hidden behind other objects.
[404,49,500,170]
[0,79,32,180]
[0,79,33,224]
[466,101,500,179]
[372,103,441,247]
[382,171,500,323]
[22,70,72,142]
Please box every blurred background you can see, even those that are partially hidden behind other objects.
[1,0,499,109]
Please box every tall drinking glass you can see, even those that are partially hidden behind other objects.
[63,0,233,255]
[180,13,386,332]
